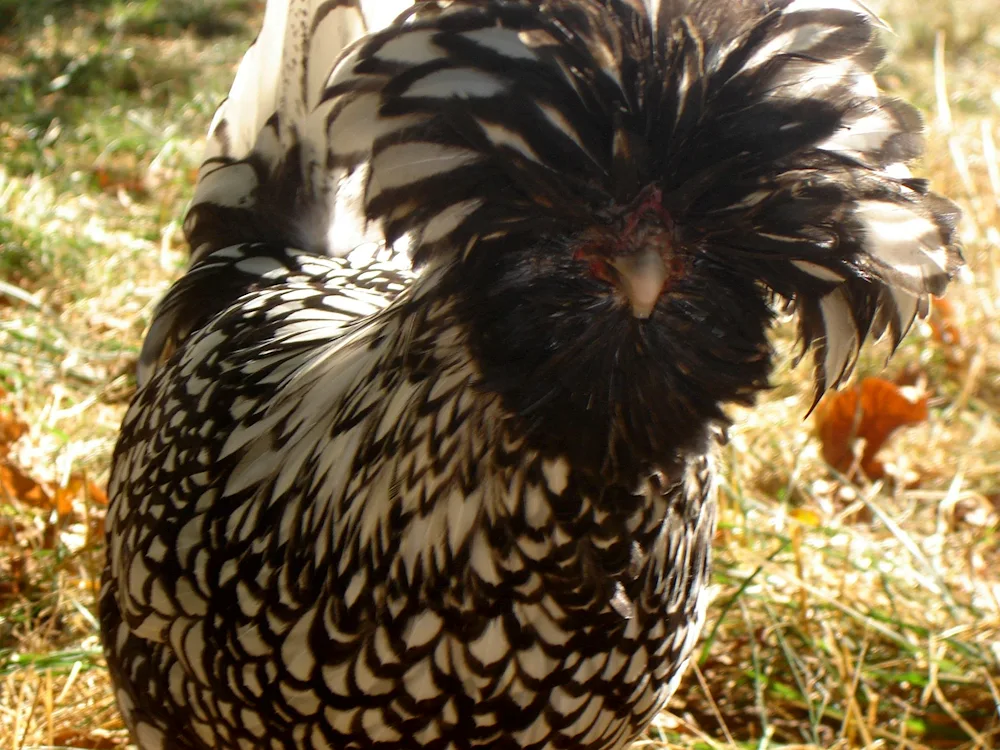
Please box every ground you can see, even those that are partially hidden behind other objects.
[1,1,998,748]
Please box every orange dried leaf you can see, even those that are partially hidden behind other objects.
[87,479,110,506]
[47,471,96,518]
[929,298,962,348]
[94,166,149,196]
[814,377,928,479]
[0,460,53,509]
[0,409,28,458]
[53,485,77,517]
[50,730,126,749]
[52,472,99,517]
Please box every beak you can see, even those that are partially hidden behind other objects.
[610,246,668,319]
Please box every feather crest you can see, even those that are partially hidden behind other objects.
[320,0,961,398]
[184,0,413,263]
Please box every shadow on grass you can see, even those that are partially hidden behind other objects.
[1,0,113,35]
[0,0,252,38]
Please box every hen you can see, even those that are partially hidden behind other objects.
[101,1,962,748]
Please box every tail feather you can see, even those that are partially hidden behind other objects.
[140,0,413,382]
[185,0,413,262]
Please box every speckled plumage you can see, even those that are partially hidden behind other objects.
[101,1,961,748]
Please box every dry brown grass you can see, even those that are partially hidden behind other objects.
[0,1,997,748]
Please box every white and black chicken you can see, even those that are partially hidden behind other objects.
[101,1,962,748]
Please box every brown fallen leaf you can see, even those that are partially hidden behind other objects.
[814,377,929,480]
[54,473,86,517]
[53,472,107,517]
[49,730,129,749]
[0,403,28,458]
[1,448,106,510]
[94,166,150,197]
[0,460,53,508]
[87,479,108,505]
[929,297,963,347]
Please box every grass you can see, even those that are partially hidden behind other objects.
[0,1,998,748]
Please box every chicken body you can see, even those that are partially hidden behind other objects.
[101,1,962,748]
[103,241,717,749]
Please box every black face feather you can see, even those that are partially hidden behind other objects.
[458,235,774,478]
